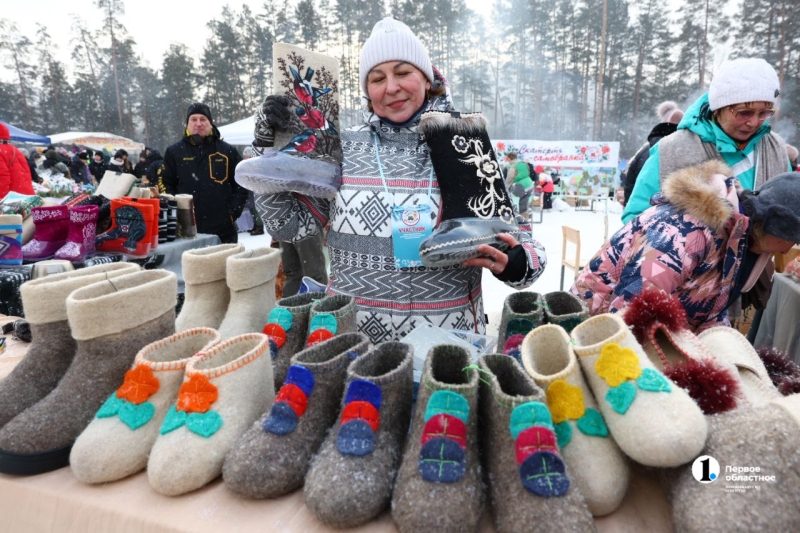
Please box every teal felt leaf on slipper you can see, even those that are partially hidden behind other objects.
[554,421,572,448]
[636,368,672,393]
[268,307,294,331]
[118,401,156,430]
[309,313,337,335]
[577,408,609,437]
[605,382,636,414]
[506,318,535,337]
[96,393,124,418]
[186,411,223,438]
[160,405,187,435]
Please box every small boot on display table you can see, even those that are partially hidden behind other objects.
[22,206,69,262]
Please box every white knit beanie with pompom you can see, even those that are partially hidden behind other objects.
[709,58,780,111]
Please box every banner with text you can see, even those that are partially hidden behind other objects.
[492,140,619,168]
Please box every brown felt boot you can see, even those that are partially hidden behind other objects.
[304,342,414,528]
[222,332,370,499]
[478,354,596,533]
[0,269,176,475]
[543,291,589,333]
[0,263,140,430]
[262,291,327,389]
[392,345,483,533]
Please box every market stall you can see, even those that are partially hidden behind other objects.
[48,131,144,154]
[0,121,50,145]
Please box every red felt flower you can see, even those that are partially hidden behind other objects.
[276,383,309,416]
[176,374,218,413]
[263,323,287,348]
[306,328,334,347]
[116,365,159,404]
[341,401,380,431]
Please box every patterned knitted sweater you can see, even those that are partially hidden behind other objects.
[256,95,547,343]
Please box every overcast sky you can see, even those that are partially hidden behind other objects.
[0,0,493,81]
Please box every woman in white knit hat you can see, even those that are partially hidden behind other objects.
[623,57,791,222]
[253,17,547,343]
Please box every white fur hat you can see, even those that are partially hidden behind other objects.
[359,17,433,95]
[708,58,780,111]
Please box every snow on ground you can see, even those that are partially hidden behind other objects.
[237,205,624,338]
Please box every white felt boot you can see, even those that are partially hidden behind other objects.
[522,324,630,516]
[570,313,707,467]
[217,247,282,339]
[147,333,274,496]
[175,243,244,332]
[70,328,221,483]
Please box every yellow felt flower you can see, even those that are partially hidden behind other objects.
[546,380,585,423]
[595,343,642,387]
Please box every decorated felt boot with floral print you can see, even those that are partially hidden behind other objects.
[392,345,483,533]
[54,205,99,262]
[222,333,369,499]
[304,294,356,348]
[417,111,521,268]
[498,292,544,362]
[147,333,274,496]
[263,291,327,389]
[22,205,70,261]
[570,313,708,468]
[522,325,629,516]
[70,328,221,484]
[478,354,595,532]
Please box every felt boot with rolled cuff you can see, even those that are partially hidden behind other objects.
[175,194,197,238]
[498,291,544,361]
[148,333,274,496]
[0,269,176,476]
[391,345,483,533]
[418,111,521,268]
[0,263,140,431]
[263,291,328,389]
[175,243,244,332]
[223,333,370,499]
[217,247,282,339]
[70,328,221,483]
[304,342,413,528]
[478,354,596,532]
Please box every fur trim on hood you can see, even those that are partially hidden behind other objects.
[661,160,735,232]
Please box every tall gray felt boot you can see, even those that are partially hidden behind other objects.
[0,263,140,430]
[304,342,414,528]
[543,291,589,333]
[392,345,483,533]
[304,294,356,348]
[217,247,282,339]
[478,354,596,533]
[176,243,244,332]
[263,291,327,389]
[498,292,544,361]
[0,270,176,476]
[222,332,370,499]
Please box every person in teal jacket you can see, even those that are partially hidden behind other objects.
[623,58,791,223]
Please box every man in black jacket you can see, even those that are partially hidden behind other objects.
[158,103,248,243]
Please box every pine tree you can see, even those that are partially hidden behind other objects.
[161,44,196,139]
[0,19,37,130]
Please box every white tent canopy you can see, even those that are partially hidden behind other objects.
[217,116,255,146]
[48,131,144,153]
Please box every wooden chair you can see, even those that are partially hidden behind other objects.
[561,226,584,290]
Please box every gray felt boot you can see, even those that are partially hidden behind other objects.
[0,263,140,430]
[498,292,544,361]
[304,342,414,528]
[543,291,589,333]
[222,332,370,499]
[0,269,176,475]
[263,291,327,389]
[392,345,483,533]
[304,294,356,348]
[478,354,596,533]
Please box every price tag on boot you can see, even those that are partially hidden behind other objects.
[391,204,432,268]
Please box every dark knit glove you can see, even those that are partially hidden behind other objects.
[494,244,528,283]
[254,95,292,147]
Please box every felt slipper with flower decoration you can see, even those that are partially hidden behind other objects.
[392,345,483,533]
[498,292,544,362]
[304,342,413,528]
[521,324,629,516]
[263,291,327,389]
[623,288,744,415]
[478,353,596,532]
[570,313,707,467]
[147,333,274,496]
[222,332,369,499]
[70,328,221,483]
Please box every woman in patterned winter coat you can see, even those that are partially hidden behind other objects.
[572,160,800,331]
[255,18,547,343]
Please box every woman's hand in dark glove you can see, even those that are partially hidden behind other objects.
[254,95,292,147]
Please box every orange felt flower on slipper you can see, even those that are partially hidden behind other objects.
[116,365,160,404]
[176,374,219,413]
[595,343,642,387]
[546,380,586,424]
